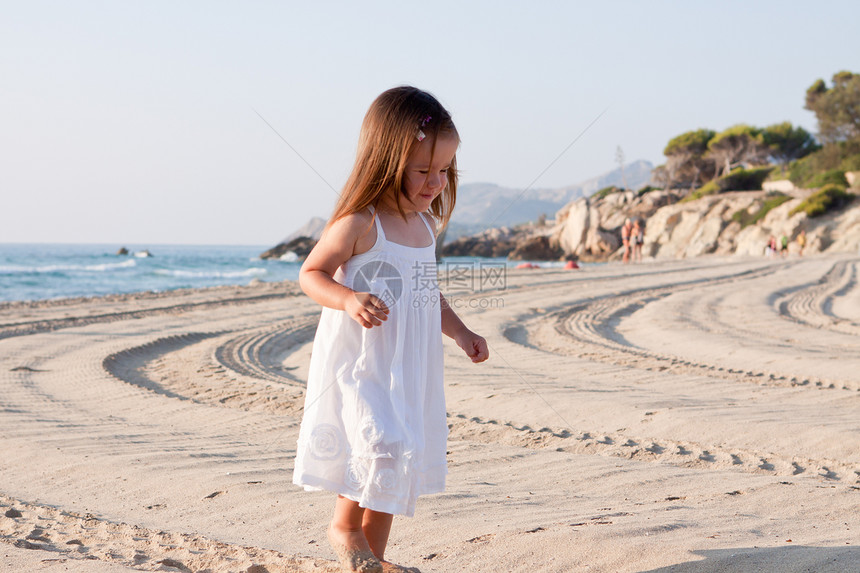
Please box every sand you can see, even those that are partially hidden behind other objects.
[1,254,858,572]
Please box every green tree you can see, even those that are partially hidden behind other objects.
[805,71,860,143]
[661,129,716,188]
[706,124,768,177]
[761,122,820,167]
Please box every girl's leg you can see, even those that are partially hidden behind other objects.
[362,509,393,560]
[329,495,381,571]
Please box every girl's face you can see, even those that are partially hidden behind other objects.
[399,133,458,213]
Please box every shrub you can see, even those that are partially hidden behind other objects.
[682,180,720,202]
[788,140,860,187]
[789,184,855,218]
[789,151,823,187]
[719,166,774,191]
[807,169,849,189]
[636,185,661,197]
[766,164,791,181]
[840,153,860,172]
[682,166,773,203]
[730,193,791,228]
[593,185,621,200]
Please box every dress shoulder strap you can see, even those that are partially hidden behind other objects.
[368,206,387,242]
[418,213,437,243]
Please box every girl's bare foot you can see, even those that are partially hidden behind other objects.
[328,524,383,573]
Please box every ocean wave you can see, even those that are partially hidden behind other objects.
[153,267,267,279]
[0,259,137,274]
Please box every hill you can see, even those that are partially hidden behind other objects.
[446,159,653,241]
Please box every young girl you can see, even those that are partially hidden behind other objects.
[293,86,489,573]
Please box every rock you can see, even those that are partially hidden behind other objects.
[735,225,770,257]
[259,236,317,261]
[715,221,742,254]
[133,250,153,258]
[116,247,129,256]
[557,198,589,254]
[763,179,795,192]
[829,207,860,253]
[684,215,725,257]
[584,222,620,258]
[441,227,518,257]
[508,235,564,261]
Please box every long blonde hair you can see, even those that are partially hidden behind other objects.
[329,86,459,232]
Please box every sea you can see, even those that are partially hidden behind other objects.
[0,243,567,303]
[0,243,297,303]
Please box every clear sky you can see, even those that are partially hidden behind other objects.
[2,1,858,246]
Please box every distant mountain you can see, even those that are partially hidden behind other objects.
[279,161,654,246]
[448,160,653,240]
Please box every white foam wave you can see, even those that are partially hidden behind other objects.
[0,259,137,274]
[153,267,267,279]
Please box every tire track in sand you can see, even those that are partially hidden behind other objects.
[777,259,860,335]
[101,317,317,417]
[96,293,860,484]
[511,261,860,392]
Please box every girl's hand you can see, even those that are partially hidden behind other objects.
[345,291,389,328]
[455,330,489,363]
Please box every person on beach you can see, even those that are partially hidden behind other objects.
[293,86,489,573]
[767,235,777,257]
[631,218,644,263]
[797,229,807,256]
[621,218,633,263]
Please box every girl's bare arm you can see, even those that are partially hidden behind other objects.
[299,214,389,328]
[440,293,489,363]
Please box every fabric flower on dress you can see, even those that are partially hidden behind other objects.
[345,458,369,490]
[309,424,343,460]
[373,467,396,491]
[360,416,384,446]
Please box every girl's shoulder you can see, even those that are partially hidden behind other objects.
[325,209,377,256]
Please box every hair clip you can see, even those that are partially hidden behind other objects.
[416,115,432,141]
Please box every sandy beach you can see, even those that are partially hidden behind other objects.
[1,254,859,572]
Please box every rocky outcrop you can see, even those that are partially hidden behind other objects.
[643,189,859,258]
[552,189,683,261]
[259,236,317,261]
[442,189,682,261]
[440,222,562,259]
[443,183,859,262]
[508,235,564,260]
[441,226,520,258]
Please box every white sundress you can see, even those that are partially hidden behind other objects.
[292,209,447,517]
